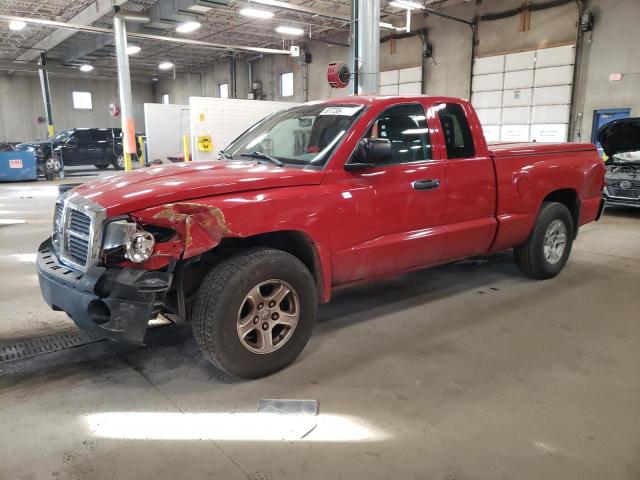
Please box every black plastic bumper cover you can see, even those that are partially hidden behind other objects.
[602,194,640,209]
[37,239,173,344]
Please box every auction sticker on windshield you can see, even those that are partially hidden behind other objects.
[319,106,363,117]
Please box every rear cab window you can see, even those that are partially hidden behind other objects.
[436,103,475,159]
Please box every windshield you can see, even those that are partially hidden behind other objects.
[224,103,365,168]
[53,130,73,142]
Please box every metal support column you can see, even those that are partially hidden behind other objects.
[38,52,54,137]
[357,0,380,94]
[113,9,136,172]
[350,0,359,95]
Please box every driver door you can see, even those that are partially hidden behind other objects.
[332,102,447,284]
[61,130,91,165]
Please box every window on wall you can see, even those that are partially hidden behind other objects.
[72,91,92,110]
[161,94,170,105]
[280,72,294,97]
[218,83,229,99]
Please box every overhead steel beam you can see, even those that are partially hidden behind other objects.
[246,0,350,21]
[15,0,128,62]
[0,15,291,56]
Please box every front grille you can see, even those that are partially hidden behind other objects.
[69,210,91,236]
[606,179,640,199]
[51,193,106,272]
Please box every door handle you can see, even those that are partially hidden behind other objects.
[412,179,440,191]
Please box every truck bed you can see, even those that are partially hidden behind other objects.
[488,142,595,158]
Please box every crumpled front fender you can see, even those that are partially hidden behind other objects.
[132,202,231,260]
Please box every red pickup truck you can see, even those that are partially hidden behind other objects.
[37,95,605,378]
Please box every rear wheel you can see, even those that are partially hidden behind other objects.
[514,201,574,279]
[192,248,317,379]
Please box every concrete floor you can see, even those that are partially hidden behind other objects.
[0,170,638,480]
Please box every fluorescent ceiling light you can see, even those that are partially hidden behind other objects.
[389,0,423,9]
[158,62,174,70]
[176,21,201,33]
[9,20,26,31]
[240,8,274,19]
[126,45,141,55]
[79,64,94,72]
[276,26,304,36]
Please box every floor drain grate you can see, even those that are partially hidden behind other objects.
[0,329,104,363]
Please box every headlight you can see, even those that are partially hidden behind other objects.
[103,220,156,263]
[125,231,155,263]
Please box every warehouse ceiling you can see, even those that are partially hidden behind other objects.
[0,0,451,77]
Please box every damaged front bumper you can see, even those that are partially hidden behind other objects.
[37,239,172,344]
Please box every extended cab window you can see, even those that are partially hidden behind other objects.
[365,104,431,164]
[437,103,475,159]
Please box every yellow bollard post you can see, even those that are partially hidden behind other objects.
[137,135,146,166]
[183,134,190,162]
[124,152,132,172]
[47,125,55,137]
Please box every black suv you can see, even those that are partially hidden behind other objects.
[15,128,127,179]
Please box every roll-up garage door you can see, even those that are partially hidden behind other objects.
[471,44,575,143]
[379,66,422,95]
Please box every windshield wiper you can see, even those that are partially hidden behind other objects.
[240,151,285,167]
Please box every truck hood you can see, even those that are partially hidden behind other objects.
[597,117,640,158]
[70,160,325,216]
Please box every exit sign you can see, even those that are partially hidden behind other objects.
[609,73,623,82]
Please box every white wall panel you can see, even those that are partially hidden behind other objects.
[534,65,574,87]
[471,90,502,108]
[505,51,536,71]
[380,70,399,86]
[482,125,501,142]
[380,84,399,95]
[189,97,297,161]
[502,89,532,107]
[472,73,503,92]
[398,82,422,94]
[533,85,572,105]
[500,125,530,142]
[530,124,568,142]
[473,55,505,75]
[476,108,502,125]
[144,103,190,162]
[504,69,534,89]
[536,45,575,68]
[502,107,531,124]
[399,67,422,84]
[532,104,570,124]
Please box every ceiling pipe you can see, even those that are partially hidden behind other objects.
[0,15,291,56]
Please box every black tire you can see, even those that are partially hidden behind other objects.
[514,201,574,279]
[94,164,110,170]
[192,248,317,379]
[112,154,124,170]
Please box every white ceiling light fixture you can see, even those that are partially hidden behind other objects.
[389,0,423,9]
[158,62,174,70]
[176,21,201,33]
[276,26,304,36]
[240,8,275,19]
[9,20,26,31]
[126,45,141,55]
[79,64,94,72]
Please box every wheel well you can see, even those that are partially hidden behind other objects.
[215,230,321,294]
[543,189,580,234]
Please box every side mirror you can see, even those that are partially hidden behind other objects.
[344,138,392,171]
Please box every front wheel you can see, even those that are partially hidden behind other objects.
[112,154,125,170]
[192,248,317,379]
[515,201,574,279]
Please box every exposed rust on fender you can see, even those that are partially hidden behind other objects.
[151,202,231,258]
